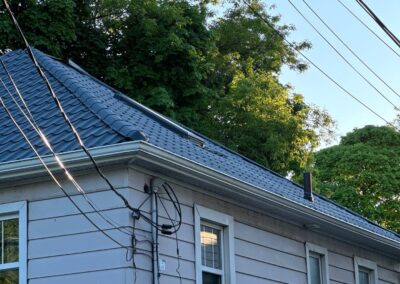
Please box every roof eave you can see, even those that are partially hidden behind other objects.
[0,141,399,258]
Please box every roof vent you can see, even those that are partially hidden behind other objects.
[303,172,314,202]
[188,135,205,148]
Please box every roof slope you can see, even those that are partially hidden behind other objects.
[0,49,399,243]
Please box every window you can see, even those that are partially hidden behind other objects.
[0,202,27,284]
[194,205,235,284]
[305,243,329,284]
[354,257,378,284]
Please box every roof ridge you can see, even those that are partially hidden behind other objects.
[31,49,147,142]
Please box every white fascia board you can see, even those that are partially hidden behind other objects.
[0,141,141,181]
[135,142,400,254]
[1,140,399,254]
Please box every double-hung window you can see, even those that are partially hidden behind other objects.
[305,243,329,284]
[0,201,27,284]
[354,257,378,284]
[195,205,235,284]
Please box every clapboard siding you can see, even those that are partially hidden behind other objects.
[28,248,148,279]
[234,221,305,257]
[0,165,397,283]
[28,188,150,220]
[236,272,287,284]
[235,238,306,273]
[29,230,131,259]
[29,268,151,284]
[379,266,400,284]
[329,265,355,284]
[328,251,354,272]
[236,255,307,283]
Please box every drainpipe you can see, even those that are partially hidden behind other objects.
[150,178,163,284]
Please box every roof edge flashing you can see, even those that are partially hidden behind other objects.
[114,92,205,147]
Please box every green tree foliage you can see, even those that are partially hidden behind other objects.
[200,69,333,176]
[0,0,335,177]
[313,126,400,232]
[0,0,76,56]
[200,1,333,177]
[209,1,310,92]
[105,0,216,124]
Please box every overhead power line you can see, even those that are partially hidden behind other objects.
[0,65,134,237]
[355,0,400,48]
[240,0,397,129]
[2,0,182,235]
[302,0,400,100]
[335,0,400,58]
[288,0,398,110]
[0,95,128,249]
[1,0,140,217]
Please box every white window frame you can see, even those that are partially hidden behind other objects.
[305,242,330,284]
[354,256,378,284]
[0,201,27,284]
[194,205,235,284]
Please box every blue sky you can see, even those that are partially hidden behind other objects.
[266,0,400,145]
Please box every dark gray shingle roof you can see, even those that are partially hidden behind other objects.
[0,49,399,243]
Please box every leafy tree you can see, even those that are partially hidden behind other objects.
[199,1,333,176]
[208,1,310,94]
[200,68,334,176]
[313,126,400,232]
[0,0,76,56]
[104,0,216,125]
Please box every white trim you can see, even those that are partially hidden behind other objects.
[0,201,27,284]
[354,256,378,284]
[0,141,399,256]
[194,205,235,284]
[305,242,330,284]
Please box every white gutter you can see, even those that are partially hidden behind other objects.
[1,141,399,255]
[0,142,141,181]
[136,142,400,252]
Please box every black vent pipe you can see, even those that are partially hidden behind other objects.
[303,172,314,202]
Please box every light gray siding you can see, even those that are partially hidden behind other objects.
[0,165,398,283]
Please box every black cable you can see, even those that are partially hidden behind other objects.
[355,0,400,48]
[154,194,160,280]
[335,0,400,58]
[157,194,182,284]
[160,184,182,233]
[1,0,170,236]
[0,64,135,237]
[302,0,400,100]
[240,0,398,129]
[175,231,183,284]
[288,0,398,109]
[0,96,128,249]
[164,184,182,219]
[2,0,141,218]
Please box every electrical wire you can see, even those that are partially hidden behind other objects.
[161,184,182,233]
[240,0,398,130]
[335,0,400,58]
[355,0,400,48]
[1,90,155,279]
[0,96,129,249]
[0,63,135,237]
[174,231,183,284]
[1,0,173,234]
[302,0,400,100]
[2,0,141,219]
[288,0,398,109]
[157,194,183,284]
